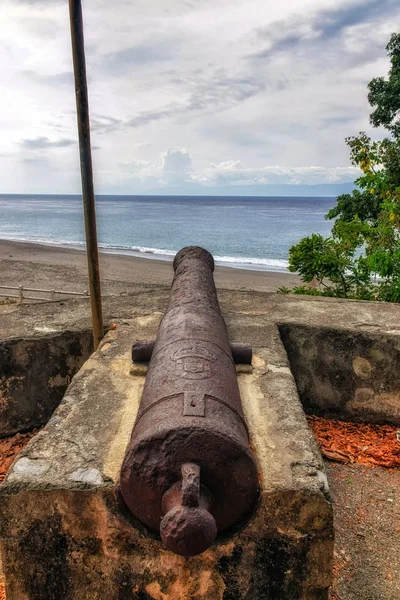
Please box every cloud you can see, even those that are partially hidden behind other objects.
[203,161,360,186]
[125,69,266,130]
[315,0,396,40]
[250,0,397,68]
[2,0,399,193]
[121,147,193,186]
[162,147,192,173]
[91,115,122,133]
[103,1,398,137]
[100,37,183,75]
[127,106,179,129]
[20,137,75,150]
[120,147,359,190]
[13,0,60,3]
[120,159,156,178]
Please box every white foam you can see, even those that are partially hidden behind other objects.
[214,254,288,269]
[0,235,289,272]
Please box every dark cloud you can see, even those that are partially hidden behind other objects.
[251,0,399,62]
[186,70,265,112]
[100,37,182,75]
[316,0,396,40]
[21,137,75,149]
[91,115,122,133]
[126,69,265,129]
[128,107,177,128]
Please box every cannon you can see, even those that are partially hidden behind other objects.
[120,247,258,557]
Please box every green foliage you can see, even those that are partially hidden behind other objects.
[288,233,354,296]
[368,33,400,137]
[284,34,400,303]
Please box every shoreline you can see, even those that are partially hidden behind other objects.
[0,239,301,293]
[0,236,289,273]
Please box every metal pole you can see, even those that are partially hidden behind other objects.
[69,0,104,349]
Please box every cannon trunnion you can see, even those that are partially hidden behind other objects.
[120,247,258,557]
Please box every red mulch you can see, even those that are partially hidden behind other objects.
[0,431,37,484]
[307,415,400,468]
[328,550,349,600]
[310,413,399,598]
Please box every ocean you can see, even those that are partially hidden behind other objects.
[0,194,336,273]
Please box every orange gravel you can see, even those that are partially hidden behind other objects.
[307,415,400,468]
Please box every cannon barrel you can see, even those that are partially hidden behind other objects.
[120,247,258,557]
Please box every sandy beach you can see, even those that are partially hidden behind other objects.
[0,239,301,295]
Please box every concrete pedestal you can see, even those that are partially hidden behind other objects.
[0,312,333,599]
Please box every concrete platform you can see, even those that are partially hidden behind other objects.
[0,310,333,600]
[1,290,400,438]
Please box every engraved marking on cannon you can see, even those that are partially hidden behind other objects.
[172,345,216,380]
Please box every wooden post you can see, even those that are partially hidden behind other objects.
[69,0,104,349]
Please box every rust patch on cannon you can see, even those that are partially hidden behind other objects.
[120,247,258,557]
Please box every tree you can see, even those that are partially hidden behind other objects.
[368,33,400,137]
[282,34,400,303]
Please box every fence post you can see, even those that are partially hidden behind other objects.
[18,285,23,305]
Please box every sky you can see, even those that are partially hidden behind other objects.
[1,0,399,195]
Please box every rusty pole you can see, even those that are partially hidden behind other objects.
[69,0,104,349]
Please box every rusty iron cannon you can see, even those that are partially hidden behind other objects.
[120,246,258,557]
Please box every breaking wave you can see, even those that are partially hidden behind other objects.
[0,235,289,272]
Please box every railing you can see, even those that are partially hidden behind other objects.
[0,285,89,304]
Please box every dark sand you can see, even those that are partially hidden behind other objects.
[0,239,301,295]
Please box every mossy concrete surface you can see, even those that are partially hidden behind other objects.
[1,291,400,342]
[0,312,333,600]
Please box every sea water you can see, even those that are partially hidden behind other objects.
[0,194,335,272]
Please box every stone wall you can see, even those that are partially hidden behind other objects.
[279,323,400,425]
[0,331,93,437]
